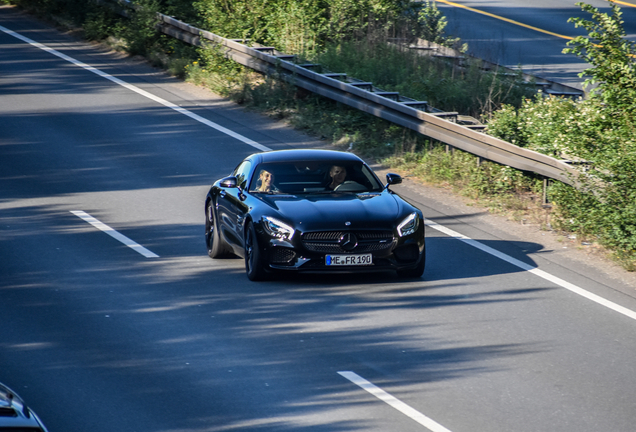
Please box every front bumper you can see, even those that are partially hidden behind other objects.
[256,225,425,274]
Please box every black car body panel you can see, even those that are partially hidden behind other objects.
[0,382,48,431]
[205,149,425,280]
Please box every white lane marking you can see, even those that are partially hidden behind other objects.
[71,211,159,258]
[0,24,272,152]
[338,371,453,432]
[426,220,636,321]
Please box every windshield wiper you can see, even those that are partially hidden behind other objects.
[306,190,334,194]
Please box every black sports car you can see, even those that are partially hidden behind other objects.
[205,149,425,280]
[0,382,49,432]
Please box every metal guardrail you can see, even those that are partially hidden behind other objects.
[403,38,586,99]
[106,1,583,188]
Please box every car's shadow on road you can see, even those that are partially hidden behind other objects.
[273,235,551,286]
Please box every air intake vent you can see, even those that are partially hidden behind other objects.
[0,407,17,417]
[270,247,296,264]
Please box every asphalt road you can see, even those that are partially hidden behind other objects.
[2,6,636,432]
[435,0,636,90]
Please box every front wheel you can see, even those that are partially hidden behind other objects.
[205,201,230,258]
[244,222,268,281]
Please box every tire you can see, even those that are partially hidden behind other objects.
[244,221,268,281]
[397,247,426,278]
[205,201,230,258]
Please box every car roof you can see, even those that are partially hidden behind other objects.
[0,382,46,430]
[248,149,365,164]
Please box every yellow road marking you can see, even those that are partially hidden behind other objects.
[435,0,576,40]
[612,0,636,8]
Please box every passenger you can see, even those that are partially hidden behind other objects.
[327,165,347,190]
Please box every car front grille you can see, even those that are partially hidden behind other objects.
[302,230,394,254]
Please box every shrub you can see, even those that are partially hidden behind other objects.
[487,2,636,268]
[192,0,415,55]
[313,39,534,119]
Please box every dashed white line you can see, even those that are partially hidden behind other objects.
[338,371,453,432]
[71,210,159,258]
[426,220,636,321]
[0,24,271,152]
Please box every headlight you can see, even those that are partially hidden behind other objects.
[262,216,295,240]
[397,212,419,237]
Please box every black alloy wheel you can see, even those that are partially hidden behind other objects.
[245,221,267,281]
[206,201,230,258]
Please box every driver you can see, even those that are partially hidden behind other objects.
[327,165,347,190]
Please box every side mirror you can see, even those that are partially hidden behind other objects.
[219,176,238,188]
[385,173,402,188]
[219,176,247,200]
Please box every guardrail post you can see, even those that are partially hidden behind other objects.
[542,177,552,207]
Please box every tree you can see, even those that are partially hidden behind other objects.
[416,1,462,49]
[563,2,636,115]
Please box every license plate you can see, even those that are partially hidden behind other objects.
[326,254,373,266]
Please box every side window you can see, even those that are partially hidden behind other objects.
[233,160,252,190]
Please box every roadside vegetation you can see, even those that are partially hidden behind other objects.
[487,3,636,270]
[4,0,635,270]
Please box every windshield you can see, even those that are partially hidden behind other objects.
[249,161,384,194]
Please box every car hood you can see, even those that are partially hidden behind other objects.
[258,192,404,231]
